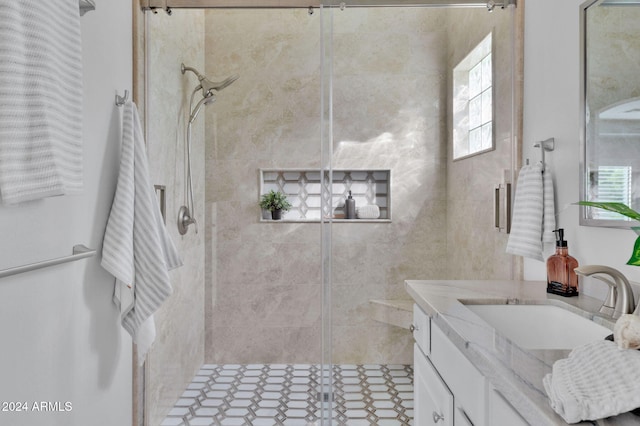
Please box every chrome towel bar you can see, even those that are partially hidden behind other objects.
[0,245,96,279]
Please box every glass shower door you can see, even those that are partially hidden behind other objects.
[137,1,520,424]
[321,2,520,424]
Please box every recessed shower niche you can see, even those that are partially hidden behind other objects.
[259,169,391,222]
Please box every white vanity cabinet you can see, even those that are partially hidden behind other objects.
[413,304,487,426]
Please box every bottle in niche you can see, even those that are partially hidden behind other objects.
[546,228,579,297]
[345,190,356,219]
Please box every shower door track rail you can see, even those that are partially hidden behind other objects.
[141,0,514,10]
[0,245,96,279]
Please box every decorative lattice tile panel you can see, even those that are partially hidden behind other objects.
[260,169,390,221]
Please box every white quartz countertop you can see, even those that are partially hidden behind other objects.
[404,279,640,426]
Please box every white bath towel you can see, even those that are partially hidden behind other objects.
[101,101,182,366]
[0,0,83,204]
[506,164,556,261]
[543,339,640,423]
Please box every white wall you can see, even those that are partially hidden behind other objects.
[0,1,133,425]
[523,0,640,294]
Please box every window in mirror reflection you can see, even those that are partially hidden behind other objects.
[453,33,494,160]
[588,165,632,220]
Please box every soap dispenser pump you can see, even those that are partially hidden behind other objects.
[546,228,579,297]
[345,191,356,219]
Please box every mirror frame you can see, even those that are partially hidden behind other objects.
[578,0,640,228]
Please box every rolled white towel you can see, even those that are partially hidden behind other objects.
[543,339,640,423]
[614,314,640,350]
[356,204,380,219]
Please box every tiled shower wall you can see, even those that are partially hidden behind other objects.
[145,10,206,426]
[204,8,450,365]
[445,7,522,279]
[205,9,324,364]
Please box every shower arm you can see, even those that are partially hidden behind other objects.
[182,63,209,99]
[181,63,204,81]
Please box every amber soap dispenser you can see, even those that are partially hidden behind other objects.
[546,228,579,297]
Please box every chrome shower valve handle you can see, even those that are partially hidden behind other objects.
[178,205,198,235]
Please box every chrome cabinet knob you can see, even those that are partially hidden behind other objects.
[409,324,418,332]
[432,411,445,423]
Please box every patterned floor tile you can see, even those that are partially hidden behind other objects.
[162,364,413,426]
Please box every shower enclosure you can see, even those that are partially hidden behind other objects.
[134,1,522,424]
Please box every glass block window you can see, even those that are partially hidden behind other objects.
[260,169,390,221]
[453,33,494,160]
[591,165,633,220]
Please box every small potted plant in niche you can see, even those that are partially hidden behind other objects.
[259,190,292,220]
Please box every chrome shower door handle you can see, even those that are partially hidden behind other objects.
[494,182,512,234]
[494,185,501,229]
[505,182,511,234]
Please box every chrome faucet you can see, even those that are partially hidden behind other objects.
[574,265,635,319]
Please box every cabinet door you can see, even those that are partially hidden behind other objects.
[489,387,529,426]
[431,322,485,425]
[414,344,454,426]
[455,406,475,426]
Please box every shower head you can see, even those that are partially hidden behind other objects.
[203,74,239,93]
[189,93,216,124]
[181,63,239,98]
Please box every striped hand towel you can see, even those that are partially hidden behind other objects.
[542,168,556,245]
[506,164,556,261]
[101,101,182,366]
[0,0,83,204]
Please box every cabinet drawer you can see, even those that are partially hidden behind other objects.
[431,322,485,426]
[414,344,454,426]
[413,304,431,354]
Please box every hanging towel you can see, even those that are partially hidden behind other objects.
[0,0,83,204]
[101,101,182,366]
[543,340,640,423]
[506,164,556,261]
[542,169,556,245]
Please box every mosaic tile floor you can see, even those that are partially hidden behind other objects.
[160,364,413,426]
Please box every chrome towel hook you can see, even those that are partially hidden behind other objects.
[533,137,555,172]
[115,90,129,107]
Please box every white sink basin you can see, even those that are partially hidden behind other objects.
[464,304,612,350]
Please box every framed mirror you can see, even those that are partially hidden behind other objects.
[580,0,640,227]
